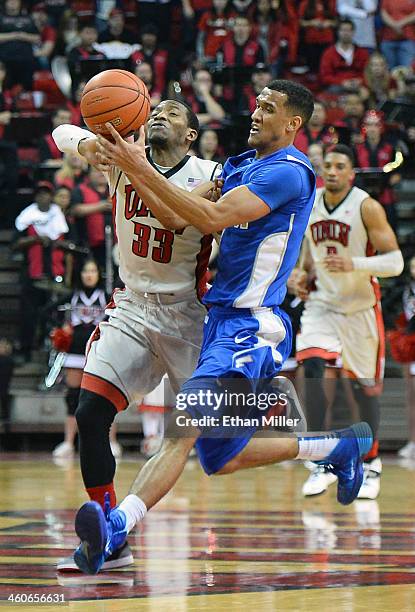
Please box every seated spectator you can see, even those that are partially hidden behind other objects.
[131,24,169,100]
[197,129,224,162]
[337,0,377,51]
[70,166,112,267]
[55,152,88,189]
[307,143,325,187]
[238,63,272,114]
[360,52,398,106]
[54,9,80,56]
[196,0,236,66]
[13,181,68,361]
[381,0,415,68]
[134,61,161,108]
[0,0,40,90]
[67,23,106,97]
[319,18,369,92]
[354,110,401,230]
[252,0,295,76]
[294,100,338,153]
[39,108,72,166]
[186,68,226,127]
[98,8,136,45]
[231,0,256,18]
[336,92,365,145]
[298,0,337,72]
[32,2,57,69]
[137,0,173,43]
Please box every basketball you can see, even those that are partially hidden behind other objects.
[80,69,151,138]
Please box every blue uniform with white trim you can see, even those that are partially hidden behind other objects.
[181,145,316,474]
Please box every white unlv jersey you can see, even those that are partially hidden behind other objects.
[108,154,221,295]
[306,186,380,314]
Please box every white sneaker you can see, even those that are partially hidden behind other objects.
[357,457,382,500]
[140,435,162,458]
[110,441,123,459]
[52,442,74,459]
[302,465,338,497]
[398,441,415,458]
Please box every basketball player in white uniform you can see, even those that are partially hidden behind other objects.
[290,144,403,500]
[52,100,222,569]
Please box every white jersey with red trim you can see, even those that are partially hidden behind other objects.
[107,154,221,295]
[306,186,379,314]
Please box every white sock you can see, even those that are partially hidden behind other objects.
[296,433,340,461]
[141,412,162,438]
[118,494,147,533]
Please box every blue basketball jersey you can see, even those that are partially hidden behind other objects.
[204,145,316,309]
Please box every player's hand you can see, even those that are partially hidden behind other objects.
[323,254,354,272]
[287,269,309,301]
[96,123,147,175]
[78,138,110,172]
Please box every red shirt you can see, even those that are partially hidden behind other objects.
[131,48,168,96]
[319,45,369,86]
[76,182,106,248]
[197,11,236,58]
[381,0,415,41]
[298,0,336,45]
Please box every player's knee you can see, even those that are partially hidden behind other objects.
[75,389,117,432]
[303,357,326,379]
[159,436,196,460]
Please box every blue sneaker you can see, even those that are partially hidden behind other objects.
[317,422,373,505]
[74,493,127,574]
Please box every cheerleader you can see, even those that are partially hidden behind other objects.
[52,259,122,459]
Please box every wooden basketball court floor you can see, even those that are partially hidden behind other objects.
[1,453,415,611]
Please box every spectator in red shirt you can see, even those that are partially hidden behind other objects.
[71,166,113,268]
[55,153,88,189]
[196,0,236,65]
[134,61,161,109]
[221,15,266,69]
[185,68,226,127]
[336,92,366,145]
[294,100,338,153]
[131,24,169,100]
[298,0,337,72]
[381,0,415,68]
[319,18,369,92]
[13,181,68,361]
[32,2,57,69]
[354,110,401,230]
[39,108,72,166]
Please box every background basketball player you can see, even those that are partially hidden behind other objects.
[52,100,222,570]
[291,144,404,500]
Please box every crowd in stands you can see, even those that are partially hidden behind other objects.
[0,0,414,360]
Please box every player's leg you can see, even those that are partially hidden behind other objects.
[296,305,342,496]
[341,306,385,499]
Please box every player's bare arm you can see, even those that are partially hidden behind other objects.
[324,197,404,276]
[288,237,315,301]
[96,125,270,234]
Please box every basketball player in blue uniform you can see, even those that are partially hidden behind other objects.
[72,80,373,574]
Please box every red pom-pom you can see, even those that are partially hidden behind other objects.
[50,327,73,352]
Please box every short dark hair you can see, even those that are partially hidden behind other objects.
[325,144,355,166]
[267,79,314,125]
[177,100,199,134]
[337,18,355,32]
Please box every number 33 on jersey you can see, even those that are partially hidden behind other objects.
[107,155,221,297]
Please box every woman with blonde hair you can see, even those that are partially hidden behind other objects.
[54,152,88,190]
[361,52,398,107]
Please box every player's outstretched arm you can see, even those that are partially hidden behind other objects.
[324,197,404,277]
[96,124,271,234]
[52,124,110,172]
